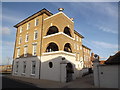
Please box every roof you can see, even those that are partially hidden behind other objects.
[82,45,91,50]
[74,30,84,38]
[100,60,106,64]
[105,51,120,65]
[14,8,53,28]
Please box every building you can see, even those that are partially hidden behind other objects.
[0,65,12,73]
[12,8,92,82]
[93,51,120,88]
[82,45,92,68]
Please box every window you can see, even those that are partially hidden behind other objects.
[32,45,37,56]
[77,44,79,50]
[16,61,19,72]
[25,34,29,42]
[64,43,72,53]
[17,48,20,58]
[20,27,23,33]
[35,18,39,26]
[31,61,36,74]
[46,26,59,36]
[80,38,81,42]
[27,23,30,30]
[49,62,53,68]
[23,61,26,73]
[24,47,27,57]
[46,42,59,52]
[76,36,78,41]
[80,46,82,50]
[34,30,38,40]
[77,54,79,61]
[19,37,22,44]
[64,27,72,37]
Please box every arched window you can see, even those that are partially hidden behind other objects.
[64,43,72,53]
[49,62,53,68]
[46,26,59,35]
[46,42,59,52]
[64,27,72,37]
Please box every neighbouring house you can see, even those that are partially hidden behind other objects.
[0,65,12,73]
[93,51,120,88]
[12,8,93,82]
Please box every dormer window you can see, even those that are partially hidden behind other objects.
[46,26,59,36]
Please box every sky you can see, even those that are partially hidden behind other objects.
[1,2,118,65]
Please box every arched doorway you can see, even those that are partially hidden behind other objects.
[46,26,59,35]
[64,27,72,37]
[64,43,72,53]
[46,42,59,52]
[66,63,74,82]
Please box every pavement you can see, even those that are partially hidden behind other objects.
[4,73,96,88]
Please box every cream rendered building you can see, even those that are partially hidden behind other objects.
[12,8,92,82]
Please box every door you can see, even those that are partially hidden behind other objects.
[66,63,74,82]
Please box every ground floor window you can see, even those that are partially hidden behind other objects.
[23,61,26,73]
[31,61,36,74]
[16,61,19,72]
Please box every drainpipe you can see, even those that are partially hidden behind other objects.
[39,14,44,79]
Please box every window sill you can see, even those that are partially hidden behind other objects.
[30,74,35,77]
[21,73,25,76]
[32,55,37,57]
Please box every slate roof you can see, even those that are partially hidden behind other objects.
[105,51,120,65]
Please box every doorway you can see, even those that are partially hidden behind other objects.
[66,63,74,82]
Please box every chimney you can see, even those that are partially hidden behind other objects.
[70,18,74,21]
[58,8,64,12]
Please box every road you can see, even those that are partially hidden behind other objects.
[1,75,46,89]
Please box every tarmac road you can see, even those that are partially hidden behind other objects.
[2,75,46,89]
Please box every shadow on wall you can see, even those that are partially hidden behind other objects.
[40,55,84,82]
[13,53,92,82]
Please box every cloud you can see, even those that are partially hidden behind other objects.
[2,40,14,47]
[2,15,21,23]
[95,24,118,34]
[92,41,118,49]
[2,27,11,35]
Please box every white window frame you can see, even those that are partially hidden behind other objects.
[16,61,19,73]
[23,61,26,73]
[17,48,20,58]
[25,34,29,42]
[24,47,28,57]
[32,45,37,56]
[27,23,30,30]
[31,61,36,75]
[76,36,78,41]
[20,27,23,33]
[80,38,81,42]
[77,53,79,61]
[80,45,82,50]
[34,30,38,40]
[35,18,39,26]
[77,44,79,50]
[19,37,22,44]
